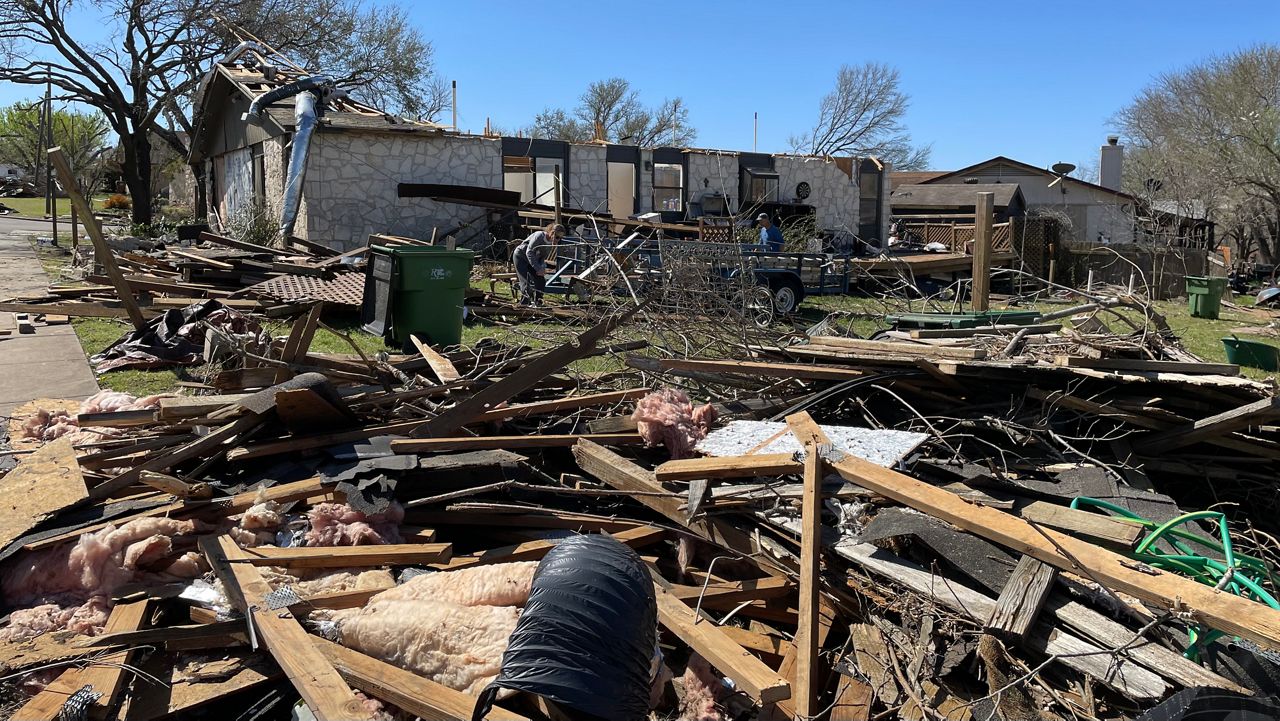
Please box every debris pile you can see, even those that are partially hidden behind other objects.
[2,233,1280,721]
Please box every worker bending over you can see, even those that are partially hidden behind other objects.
[513,223,565,306]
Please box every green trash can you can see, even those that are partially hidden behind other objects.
[362,244,474,348]
[1185,276,1226,320]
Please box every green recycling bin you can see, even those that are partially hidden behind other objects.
[361,244,474,348]
[1185,276,1227,320]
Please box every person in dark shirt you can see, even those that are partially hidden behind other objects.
[513,223,565,306]
[756,213,784,252]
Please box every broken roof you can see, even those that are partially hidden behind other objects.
[889,182,1024,210]
[189,43,446,162]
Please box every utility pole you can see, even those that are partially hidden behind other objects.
[451,80,457,130]
[754,112,758,152]
[45,65,58,245]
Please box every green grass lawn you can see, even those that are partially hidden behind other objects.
[1,195,109,218]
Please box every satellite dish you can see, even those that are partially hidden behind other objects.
[1051,162,1076,176]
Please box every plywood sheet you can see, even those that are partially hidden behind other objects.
[0,437,87,550]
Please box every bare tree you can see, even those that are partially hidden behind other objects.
[0,0,446,225]
[1117,44,1280,263]
[530,78,696,146]
[791,62,932,169]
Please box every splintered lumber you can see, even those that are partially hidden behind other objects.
[836,543,1167,699]
[655,453,801,481]
[653,357,865,381]
[156,394,251,420]
[200,535,374,720]
[48,147,147,330]
[76,409,157,427]
[828,673,875,721]
[94,413,263,500]
[75,620,247,649]
[908,323,1061,338]
[281,302,324,366]
[137,471,212,499]
[120,650,282,721]
[313,638,530,721]
[787,414,1280,652]
[15,600,150,720]
[972,191,994,311]
[0,437,87,550]
[807,336,988,360]
[0,301,158,319]
[414,306,640,437]
[669,576,792,605]
[391,433,644,453]
[411,334,462,383]
[572,440,788,577]
[471,388,651,423]
[787,412,826,720]
[243,543,452,568]
[1138,396,1280,453]
[1053,355,1240,376]
[653,584,791,704]
[986,556,1057,641]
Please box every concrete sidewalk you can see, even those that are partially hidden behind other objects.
[0,232,99,420]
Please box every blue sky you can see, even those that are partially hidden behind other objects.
[5,1,1280,172]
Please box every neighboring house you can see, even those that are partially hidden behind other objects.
[189,46,890,250]
[889,183,1026,222]
[0,163,25,179]
[916,146,1137,245]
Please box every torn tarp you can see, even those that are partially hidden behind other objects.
[89,299,266,373]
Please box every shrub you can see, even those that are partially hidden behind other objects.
[103,194,131,210]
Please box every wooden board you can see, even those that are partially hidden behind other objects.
[471,388,649,424]
[655,453,800,481]
[0,437,87,550]
[655,357,865,381]
[1018,500,1142,549]
[390,433,644,453]
[808,335,987,360]
[121,650,282,721]
[1138,396,1280,453]
[787,414,1280,652]
[654,584,791,704]
[200,535,373,720]
[987,556,1057,640]
[244,543,452,568]
[411,334,462,383]
[314,637,530,721]
[787,414,825,720]
[1054,355,1240,376]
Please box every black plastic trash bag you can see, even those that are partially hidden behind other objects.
[90,299,263,373]
[471,533,657,721]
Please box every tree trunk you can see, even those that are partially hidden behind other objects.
[121,131,154,226]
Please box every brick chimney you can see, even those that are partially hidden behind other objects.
[1100,136,1124,191]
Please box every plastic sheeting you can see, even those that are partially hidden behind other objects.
[90,299,264,373]
[471,534,657,721]
[1135,687,1280,720]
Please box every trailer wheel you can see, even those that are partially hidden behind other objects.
[734,286,776,327]
[770,277,805,315]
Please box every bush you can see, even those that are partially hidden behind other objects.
[103,194,131,210]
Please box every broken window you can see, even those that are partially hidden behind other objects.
[653,163,683,212]
[503,156,563,206]
[742,166,779,204]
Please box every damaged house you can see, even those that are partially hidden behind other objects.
[189,46,891,251]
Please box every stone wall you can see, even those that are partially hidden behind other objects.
[569,144,607,213]
[302,131,501,249]
[687,151,739,214]
[774,155,859,231]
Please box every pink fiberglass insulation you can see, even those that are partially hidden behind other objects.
[19,390,168,443]
[678,653,726,721]
[632,388,718,459]
[365,561,537,608]
[333,599,521,695]
[0,517,203,642]
[305,502,404,546]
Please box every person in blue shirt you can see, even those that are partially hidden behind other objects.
[757,213,784,252]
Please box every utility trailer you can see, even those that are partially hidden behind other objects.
[542,236,851,315]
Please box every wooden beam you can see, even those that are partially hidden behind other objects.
[1138,396,1280,453]
[243,543,452,568]
[472,388,650,424]
[137,471,213,499]
[1053,355,1240,376]
[47,147,147,330]
[654,584,791,704]
[807,336,987,360]
[414,306,639,437]
[411,334,462,383]
[987,555,1057,641]
[786,412,826,721]
[972,191,993,312]
[75,619,247,649]
[313,637,530,721]
[786,414,1280,652]
[652,357,865,381]
[200,535,373,720]
[0,301,157,319]
[655,453,801,482]
[391,433,644,453]
[1018,500,1142,549]
[669,577,792,605]
[94,413,262,500]
[281,302,324,366]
